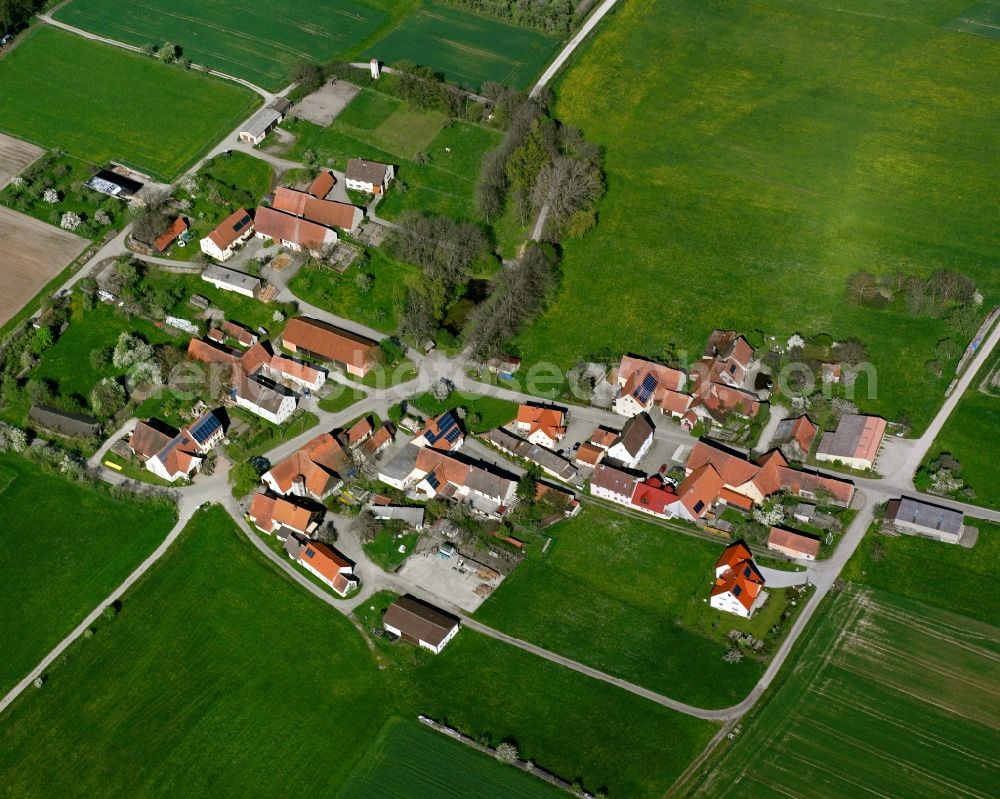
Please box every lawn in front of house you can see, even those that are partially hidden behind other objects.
[407,391,518,433]
[287,246,420,334]
[516,0,1000,433]
[475,505,803,708]
[162,153,273,261]
[0,454,177,696]
[0,27,259,180]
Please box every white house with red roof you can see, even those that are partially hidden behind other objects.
[513,403,567,449]
[284,534,358,596]
[710,540,767,618]
[613,354,687,417]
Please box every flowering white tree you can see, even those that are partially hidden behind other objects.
[129,359,163,387]
[43,188,59,204]
[94,209,111,226]
[112,332,153,370]
[431,378,453,402]
[90,378,126,415]
[180,176,197,195]
[10,175,24,188]
[494,742,518,764]
[0,427,28,453]
[752,500,785,527]
[60,211,82,231]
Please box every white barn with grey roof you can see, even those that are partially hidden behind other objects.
[885,497,964,544]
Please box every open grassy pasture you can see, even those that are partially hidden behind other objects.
[684,586,1000,799]
[921,350,1000,508]
[0,454,177,696]
[843,520,1000,626]
[408,391,518,432]
[0,506,385,797]
[0,205,86,328]
[475,505,797,708]
[0,506,716,799]
[519,0,1000,432]
[283,88,500,221]
[54,0,390,91]
[358,593,718,799]
[362,1,560,90]
[0,27,258,180]
[336,717,564,798]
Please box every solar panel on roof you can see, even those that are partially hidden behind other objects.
[233,216,251,232]
[445,428,462,443]
[427,472,440,488]
[635,373,657,403]
[189,414,220,443]
[305,548,315,559]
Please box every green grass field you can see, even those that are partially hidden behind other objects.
[944,0,1000,39]
[0,506,385,797]
[475,505,796,708]
[0,507,716,798]
[921,350,1000,508]
[358,593,717,799]
[54,0,390,91]
[842,520,1000,627]
[683,586,1000,799]
[362,1,560,90]
[283,88,500,222]
[0,455,177,696]
[408,391,518,432]
[336,717,564,798]
[518,0,1000,433]
[288,247,419,334]
[0,27,258,180]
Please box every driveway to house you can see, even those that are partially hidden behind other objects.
[529,0,622,98]
[756,565,808,587]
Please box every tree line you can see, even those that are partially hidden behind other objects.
[0,0,42,35]
[440,0,576,34]
[476,83,604,240]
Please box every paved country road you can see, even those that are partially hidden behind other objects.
[530,0,621,98]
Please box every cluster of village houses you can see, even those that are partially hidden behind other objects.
[198,160,392,262]
[112,137,962,636]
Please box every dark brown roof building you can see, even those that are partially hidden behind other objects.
[382,595,460,654]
